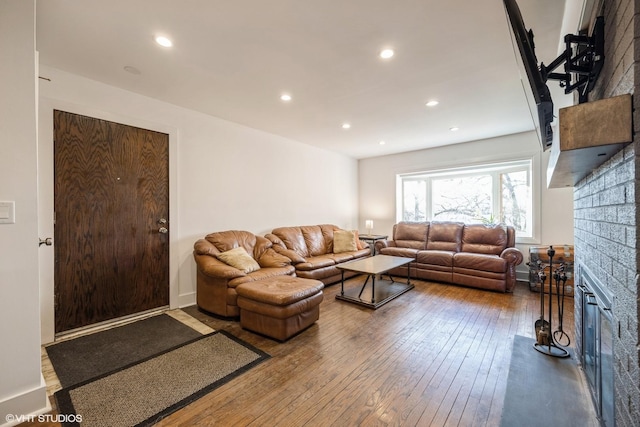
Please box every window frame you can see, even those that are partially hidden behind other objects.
[396,156,540,244]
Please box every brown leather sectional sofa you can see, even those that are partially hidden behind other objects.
[194,225,370,318]
[375,221,523,292]
[193,230,296,317]
[265,224,371,285]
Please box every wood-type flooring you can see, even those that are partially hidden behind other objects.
[25,277,596,427]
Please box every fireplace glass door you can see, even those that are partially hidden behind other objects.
[579,267,615,427]
[583,291,598,396]
[600,313,614,427]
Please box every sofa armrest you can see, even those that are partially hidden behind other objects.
[193,238,246,277]
[264,233,307,263]
[500,247,524,266]
[264,233,284,247]
[193,252,247,280]
[258,248,292,268]
[272,247,307,264]
[375,240,396,252]
[501,247,523,292]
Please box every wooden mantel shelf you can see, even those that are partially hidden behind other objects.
[547,94,633,188]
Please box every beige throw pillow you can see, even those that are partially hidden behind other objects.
[353,230,364,250]
[334,230,358,253]
[216,247,261,273]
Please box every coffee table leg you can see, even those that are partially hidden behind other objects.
[371,274,376,303]
[358,275,371,298]
[340,270,345,296]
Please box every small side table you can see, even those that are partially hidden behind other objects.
[359,234,388,255]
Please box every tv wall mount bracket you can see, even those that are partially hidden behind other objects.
[541,16,604,103]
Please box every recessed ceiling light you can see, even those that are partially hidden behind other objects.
[379,141,386,145]
[426,100,439,107]
[280,94,292,102]
[155,36,173,47]
[450,127,460,132]
[342,123,351,129]
[380,49,394,59]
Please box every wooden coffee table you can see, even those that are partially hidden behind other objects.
[336,254,414,309]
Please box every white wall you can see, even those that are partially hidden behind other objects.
[0,0,49,423]
[358,131,575,278]
[37,65,359,343]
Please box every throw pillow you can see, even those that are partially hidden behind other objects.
[334,229,358,253]
[216,247,261,273]
[353,230,364,250]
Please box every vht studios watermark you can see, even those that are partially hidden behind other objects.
[5,413,83,423]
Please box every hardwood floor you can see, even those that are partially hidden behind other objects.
[28,277,593,427]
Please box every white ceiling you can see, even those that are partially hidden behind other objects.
[35,0,567,159]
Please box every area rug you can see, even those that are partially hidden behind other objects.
[46,314,203,388]
[500,335,595,427]
[55,330,270,427]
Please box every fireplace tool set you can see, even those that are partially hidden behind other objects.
[533,246,570,357]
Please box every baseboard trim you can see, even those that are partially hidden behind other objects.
[0,374,50,427]
[516,270,529,283]
[178,291,196,308]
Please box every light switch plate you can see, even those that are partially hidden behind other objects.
[0,201,15,224]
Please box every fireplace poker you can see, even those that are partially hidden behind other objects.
[553,264,571,347]
[535,264,550,346]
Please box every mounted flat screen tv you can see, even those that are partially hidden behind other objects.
[503,0,554,150]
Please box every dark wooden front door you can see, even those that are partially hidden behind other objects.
[53,110,169,333]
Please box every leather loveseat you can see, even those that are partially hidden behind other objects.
[375,221,523,292]
[193,230,295,317]
[265,224,371,285]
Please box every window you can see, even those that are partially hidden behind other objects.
[398,159,533,239]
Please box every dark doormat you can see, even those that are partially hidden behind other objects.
[46,313,203,388]
[500,335,598,427]
[55,331,270,427]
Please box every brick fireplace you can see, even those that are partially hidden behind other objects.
[574,145,639,426]
[571,1,640,426]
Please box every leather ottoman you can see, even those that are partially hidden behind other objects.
[236,276,324,341]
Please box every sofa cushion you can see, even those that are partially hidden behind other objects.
[393,222,429,249]
[271,227,310,257]
[334,230,358,253]
[426,222,463,252]
[236,276,324,307]
[453,252,507,273]
[378,246,419,258]
[302,225,331,256]
[326,252,355,263]
[206,230,258,253]
[270,225,337,257]
[295,256,336,271]
[416,250,455,267]
[461,224,508,255]
[216,247,261,273]
[228,266,296,287]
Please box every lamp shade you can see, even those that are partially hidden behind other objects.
[365,220,373,229]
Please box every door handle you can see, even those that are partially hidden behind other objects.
[39,237,53,246]
[158,218,168,234]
